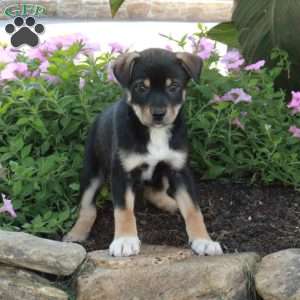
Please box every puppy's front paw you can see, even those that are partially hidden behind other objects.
[191,239,223,256]
[109,236,141,257]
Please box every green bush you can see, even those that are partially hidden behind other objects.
[0,30,299,236]
[0,37,121,234]
[186,50,299,184]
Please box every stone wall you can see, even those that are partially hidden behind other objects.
[0,0,233,21]
[0,230,299,300]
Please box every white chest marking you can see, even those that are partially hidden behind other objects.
[120,126,187,180]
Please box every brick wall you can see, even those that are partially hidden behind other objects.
[0,0,233,21]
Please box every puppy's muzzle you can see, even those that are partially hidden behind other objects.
[150,107,167,122]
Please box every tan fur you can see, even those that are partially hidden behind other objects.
[175,188,210,241]
[114,188,137,237]
[144,177,178,213]
[63,179,99,242]
[63,207,97,241]
[144,78,151,87]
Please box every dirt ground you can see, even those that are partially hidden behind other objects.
[83,180,300,255]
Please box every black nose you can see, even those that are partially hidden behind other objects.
[151,107,167,121]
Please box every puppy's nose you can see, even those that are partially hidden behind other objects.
[151,107,167,121]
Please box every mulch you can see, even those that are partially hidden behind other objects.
[82,180,300,255]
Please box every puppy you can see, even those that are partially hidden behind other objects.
[63,48,223,257]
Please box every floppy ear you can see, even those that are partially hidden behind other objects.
[176,52,203,81]
[112,52,140,87]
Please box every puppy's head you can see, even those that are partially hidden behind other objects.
[113,48,202,127]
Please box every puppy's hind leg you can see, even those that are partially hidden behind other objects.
[144,177,178,213]
[63,125,104,242]
[63,174,103,242]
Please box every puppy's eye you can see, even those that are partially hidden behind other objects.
[167,82,181,93]
[134,82,149,94]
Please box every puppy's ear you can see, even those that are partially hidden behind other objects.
[176,52,203,81]
[112,52,140,87]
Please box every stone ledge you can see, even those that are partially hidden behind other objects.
[0,230,299,300]
[77,245,260,300]
[0,230,86,276]
[0,265,68,300]
[0,0,233,21]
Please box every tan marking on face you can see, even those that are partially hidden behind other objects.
[144,177,178,213]
[166,78,172,87]
[175,187,210,241]
[164,104,181,124]
[144,78,151,88]
[114,187,137,238]
[132,104,152,126]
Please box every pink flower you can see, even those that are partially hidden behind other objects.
[36,60,59,84]
[165,45,173,52]
[222,88,252,103]
[0,47,18,63]
[210,88,252,105]
[0,194,16,218]
[82,42,100,57]
[31,69,41,77]
[189,36,215,60]
[79,77,86,90]
[48,33,86,49]
[287,91,300,114]
[289,126,300,139]
[109,42,124,54]
[220,50,245,71]
[197,38,215,60]
[39,60,49,73]
[0,62,29,81]
[27,47,46,62]
[44,75,60,84]
[232,117,245,130]
[245,60,266,71]
[27,42,57,62]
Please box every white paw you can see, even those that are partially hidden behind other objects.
[191,239,223,256]
[109,236,141,257]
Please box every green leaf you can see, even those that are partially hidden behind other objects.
[10,137,24,154]
[21,145,32,159]
[202,165,226,179]
[109,0,125,17]
[206,22,240,49]
[232,0,300,91]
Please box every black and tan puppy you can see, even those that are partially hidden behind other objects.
[63,48,223,257]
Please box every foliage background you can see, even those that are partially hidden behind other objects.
[0,31,299,237]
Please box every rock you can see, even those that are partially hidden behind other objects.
[77,245,260,300]
[0,230,86,276]
[255,249,300,300]
[0,264,68,300]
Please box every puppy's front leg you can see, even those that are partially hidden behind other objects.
[109,159,140,257]
[171,169,223,256]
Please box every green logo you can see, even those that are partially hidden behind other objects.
[4,4,47,18]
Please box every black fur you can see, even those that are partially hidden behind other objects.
[80,48,201,209]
